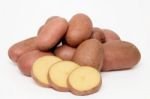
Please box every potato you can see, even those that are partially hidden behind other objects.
[102,29,120,42]
[17,50,53,76]
[72,39,104,70]
[37,25,44,35]
[102,40,141,71]
[48,61,80,91]
[54,45,76,60]
[37,16,60,35]
[68,66,101,96]
[91,27,105,43]
[32,56,62,87]
[37,17,68,51]
[45,16,60,24]
[8,37,37,62]
[65,13,93,47]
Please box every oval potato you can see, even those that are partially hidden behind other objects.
[37,17,68,51]
[8,37,37,62]
[91,27,105,43]
[72,39,104,70]
[37,25,44,35]
[65,13,93,47]
[54,45,76,60]
[37,16,60,35]
[102,40,141,71]
[103,29,120,42]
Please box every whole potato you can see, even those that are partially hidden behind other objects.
[37,17,68,51]
[37,16,60,35]
[91,27,105,43]
[72,39,104,70]
[65,13,93,47]
[103,29,120,42]
[54,44,76,60]
[37,25,44,35]
[8,37,37,62]
[17,50,53,76]
[45,16,60,24]
[102,40,141,71]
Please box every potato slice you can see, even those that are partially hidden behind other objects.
[48,61,80,91]
[32,56,62,87]
[68,66,101,96]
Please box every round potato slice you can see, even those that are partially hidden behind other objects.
[32,56,62,87]
[49,61,80,91]
[68,66,101,96]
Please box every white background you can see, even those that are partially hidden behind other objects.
[0,0,150,99]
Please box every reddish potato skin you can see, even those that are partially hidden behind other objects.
[17,50,53,76]
[54,45,76,60]
[67,76,102,96]
[72,39,104,70]
[45,16,60,24]
[91,27,105,43]
[8,37,37,63]
[37,17,68,51]
[101,40,141,71]
[65,13,93,47]
[37,16,60,35]
[37,25,44,35]
[102,29,120,42]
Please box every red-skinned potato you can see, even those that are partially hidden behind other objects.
[54,44,76,60]
[37,16,60,35]
[17,50,53,76]
[102,40,141,71]
[65,13,93,47]
[37,25,44,35]
[8,37,37,63]
[91,27,105,43]
[45,16,60,24]
[72,39,104,70]
[37,17,68,51]
[102,29,120,42]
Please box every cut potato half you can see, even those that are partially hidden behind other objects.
[68,66,101,95]
[49,61,80,91]
[32,56,62,87]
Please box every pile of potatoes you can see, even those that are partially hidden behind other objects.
[8,13,141,96]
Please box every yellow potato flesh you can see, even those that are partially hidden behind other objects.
[68,66,101,91]
[32,56,62,86]
[49,61,80,89]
